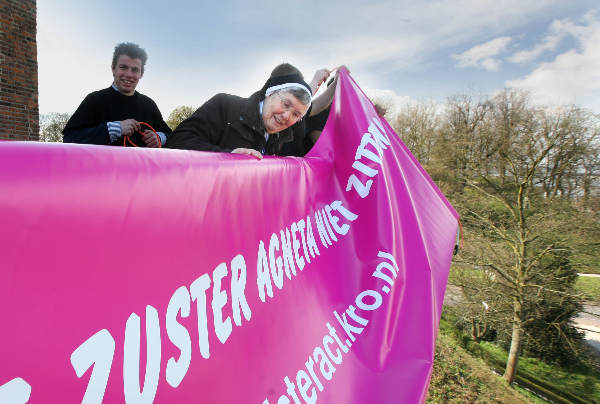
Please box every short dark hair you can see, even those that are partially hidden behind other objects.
[374,103,387,117]
[270,63,304,79]
[111,42,148,74]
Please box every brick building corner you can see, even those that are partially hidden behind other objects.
[0,0,38,140]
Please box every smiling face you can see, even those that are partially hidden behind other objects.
[262,91,309,134]
[111,54,143,96]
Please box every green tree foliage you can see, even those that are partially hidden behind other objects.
[166,105,195,130]
[495,248,585,368]
[390,89,600,383]
[39,112,71,142]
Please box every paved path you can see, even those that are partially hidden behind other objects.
[575,274,600,351]
[443,285,600,353]
[575,304,600,352]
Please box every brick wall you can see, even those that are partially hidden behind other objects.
[0,0,38,140]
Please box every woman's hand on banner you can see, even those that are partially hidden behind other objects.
[309,68,332,94]
[231,148,263,159]
[333,65,349,75]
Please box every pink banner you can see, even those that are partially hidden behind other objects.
[0,70,458,404]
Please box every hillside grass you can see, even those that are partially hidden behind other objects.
[430,312,600,404]
[470,340,600,404]
[427,332,535,403]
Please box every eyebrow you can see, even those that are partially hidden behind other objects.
[280,96,303,117]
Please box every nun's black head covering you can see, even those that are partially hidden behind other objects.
[260,73,312,99]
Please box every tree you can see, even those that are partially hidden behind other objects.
[368,94,395,120]
[535,107,597,199]
[516,249,584,367]
[391,101,440,165]
[167,105,195,130]
[576,113,600,210]
[450,259,502,344]
[435,94,491,175]
[453,89,596,383]
[428,94,492,196]
[39,112,71,142]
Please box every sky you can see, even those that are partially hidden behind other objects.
[37,0,600,118]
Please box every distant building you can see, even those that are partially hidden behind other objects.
[0,0,38,140]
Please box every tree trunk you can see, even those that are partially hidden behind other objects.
[471,318,480,343]
[503,299,523,384]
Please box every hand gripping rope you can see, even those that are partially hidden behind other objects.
[123,122,162,148]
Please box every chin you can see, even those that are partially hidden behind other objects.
[266,124,279,134]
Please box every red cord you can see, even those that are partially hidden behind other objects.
[122,122,161,148]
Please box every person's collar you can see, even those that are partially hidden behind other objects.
[239,91,266,133]
[240,91,293,145]
[111,83,136,96]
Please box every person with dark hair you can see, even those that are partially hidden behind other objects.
[280,67,346,156]
[63,42,171,147]
[165,63,333,158]
[374,103,387,117]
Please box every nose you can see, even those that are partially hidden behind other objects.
[281,110,292,123]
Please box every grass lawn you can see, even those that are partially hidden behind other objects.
[576,276,600,302]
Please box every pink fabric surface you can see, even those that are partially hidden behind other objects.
[0,70,458,404]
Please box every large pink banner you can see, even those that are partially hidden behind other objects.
[0,70,458,403]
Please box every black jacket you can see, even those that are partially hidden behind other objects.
[63,87,171,146]
[165,91,302,156]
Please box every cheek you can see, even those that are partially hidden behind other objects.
[269,107,283,119]
[261,109,273,127]
[265,105,278,120]
[261,108,269,122]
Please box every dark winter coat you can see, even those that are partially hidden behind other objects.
[165,91,306,156]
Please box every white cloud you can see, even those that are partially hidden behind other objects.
[36,0,578,114]
[308,0,558,71]
[509,35,561,63]
[480,58,501,71]
[453,37,512,71]
[506,12,600,110]
[364,88,414,116]
[509,18,576,63]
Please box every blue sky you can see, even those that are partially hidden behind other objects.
[37,0,600,117]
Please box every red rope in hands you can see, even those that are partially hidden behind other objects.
[123,122,162,148]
